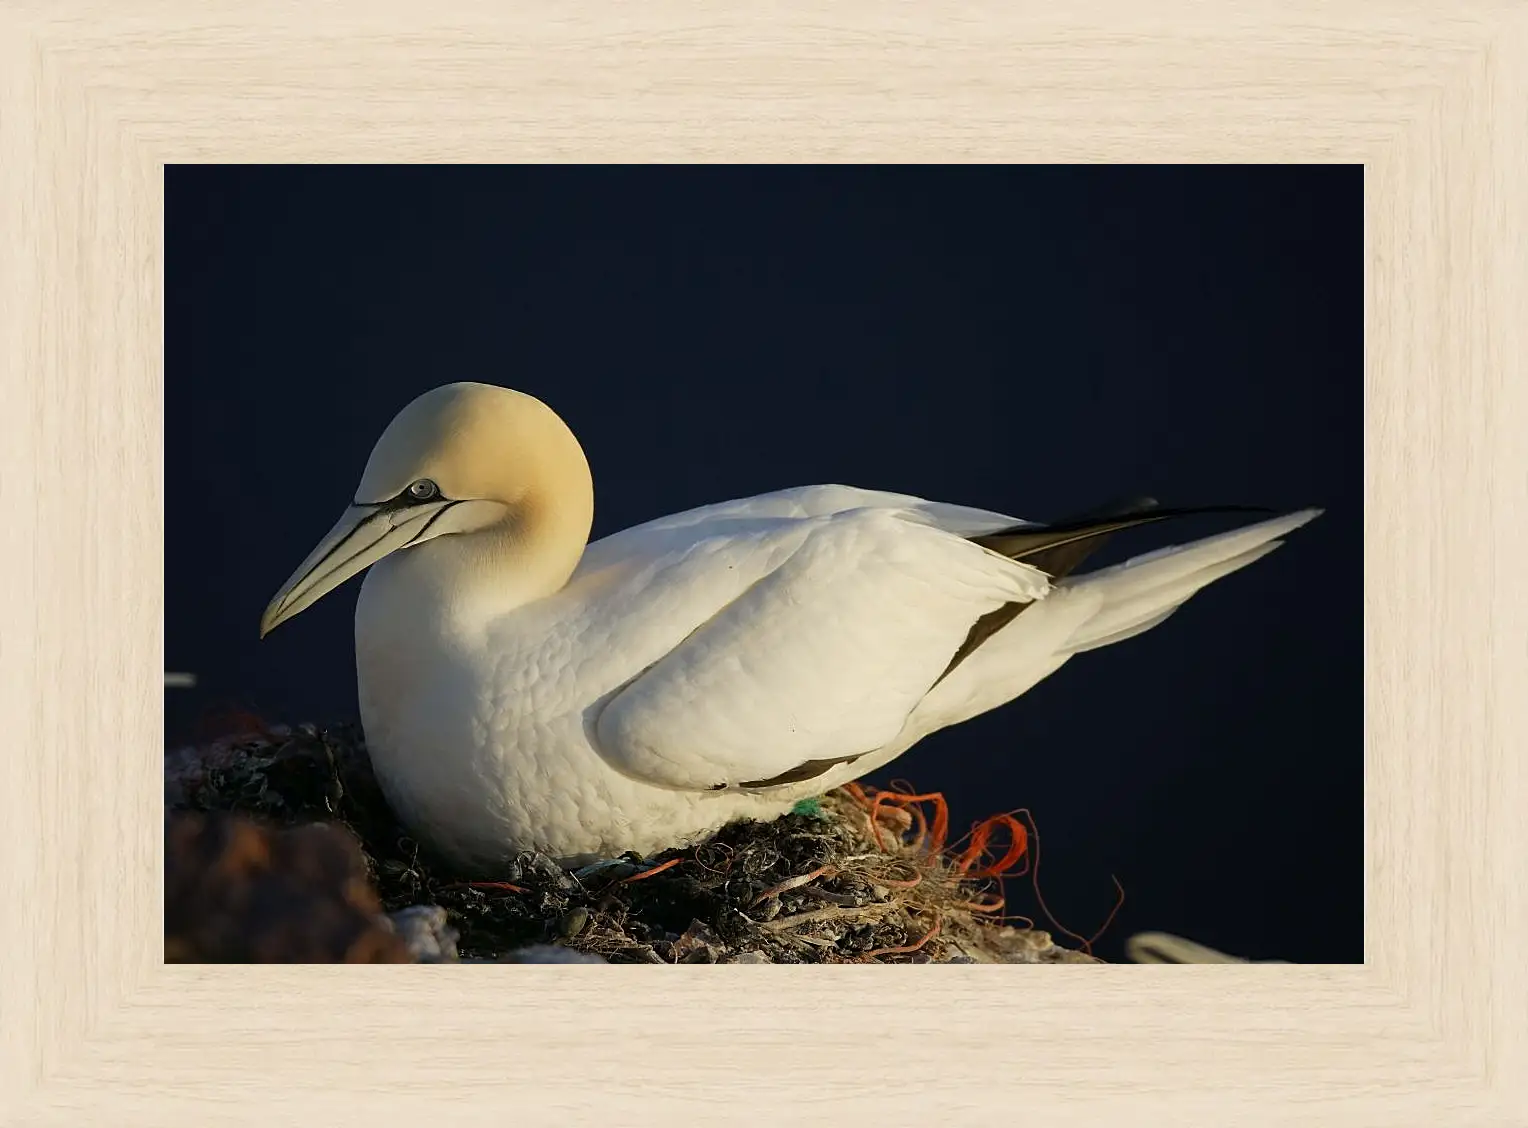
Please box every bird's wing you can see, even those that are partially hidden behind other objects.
[576,483,1027,574]
[589,505,1049,792]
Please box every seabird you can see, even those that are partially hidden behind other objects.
[261,382,1319,870]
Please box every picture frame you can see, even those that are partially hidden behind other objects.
[4,3,1519,1123]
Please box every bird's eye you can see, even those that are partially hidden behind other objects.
[408,479,439,500]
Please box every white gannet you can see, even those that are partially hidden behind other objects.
[260,382,1320,870]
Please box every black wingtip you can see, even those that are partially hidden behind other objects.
[972,501,1285,582]
[944,500,1287,688]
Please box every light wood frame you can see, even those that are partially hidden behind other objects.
[2,3,1522,1124]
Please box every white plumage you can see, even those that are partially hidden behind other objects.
[261,383,1319,870]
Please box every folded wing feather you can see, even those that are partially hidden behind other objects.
[592,506,1049,792]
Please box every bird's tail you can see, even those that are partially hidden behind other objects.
[1054,507,1323,655]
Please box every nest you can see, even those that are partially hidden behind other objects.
[165,720,1099,964]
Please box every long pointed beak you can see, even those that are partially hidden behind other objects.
[259,500,451,637]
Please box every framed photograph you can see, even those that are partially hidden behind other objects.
[6,3,1522,1124]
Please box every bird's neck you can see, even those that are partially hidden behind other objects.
[468,483,596,610]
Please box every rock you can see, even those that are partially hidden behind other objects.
[164,811,410,963]
[672,919,722,963]
[385,905,460,962]
[558,907,591,941]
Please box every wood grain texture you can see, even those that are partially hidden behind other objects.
[1,1,1523,1124]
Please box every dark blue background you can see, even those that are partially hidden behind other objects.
[166,166,1361,963]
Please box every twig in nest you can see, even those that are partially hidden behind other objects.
[862,915,943,960]
[619,857,685,884]
[759,902,898,932]
[442,881,528,894]
[873,870,923,890]
[950,893,1005,913]
[795,934,838,949]
[749,864,835,906]
[800,885,862,907]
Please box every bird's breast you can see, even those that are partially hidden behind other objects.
[352,552,649,861]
